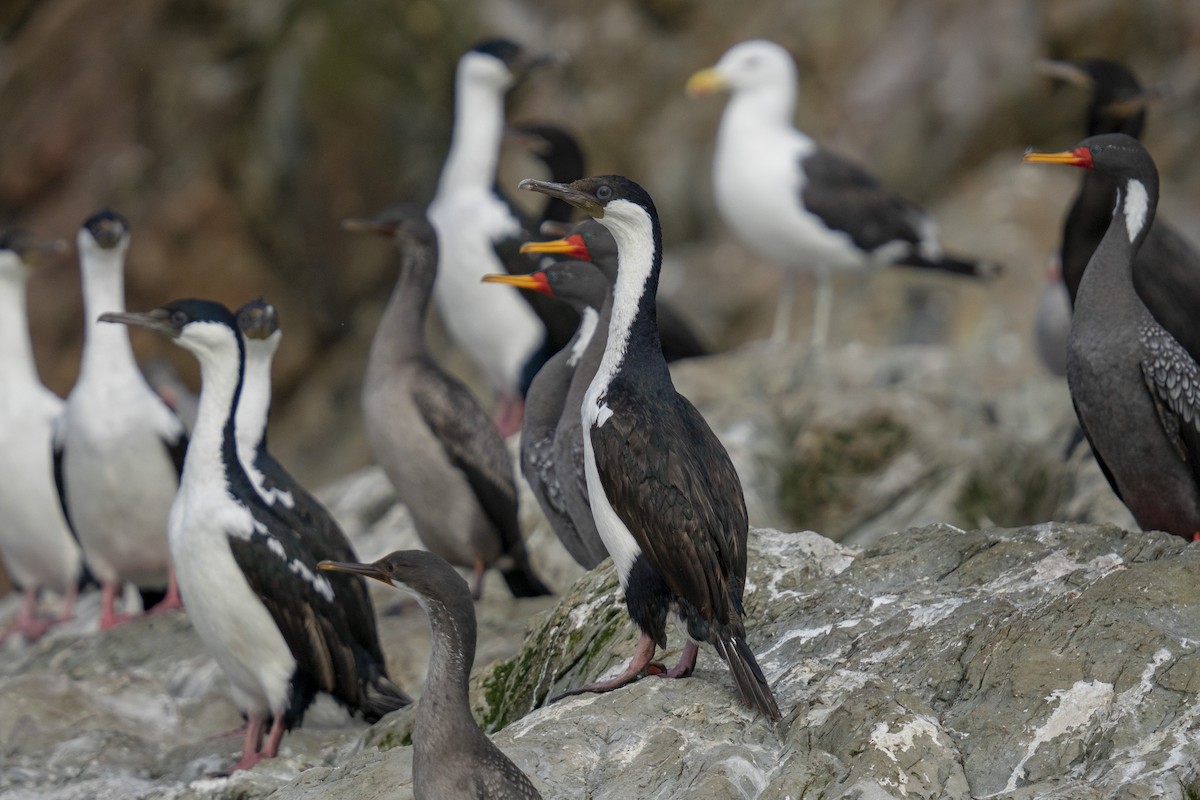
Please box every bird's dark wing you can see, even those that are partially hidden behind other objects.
[1139,323,1200,489]
[51,437,75,535]
[472,739,544,799]
[592,379,748,621]
[411,364,524,552]
[228,511,371,710]
[254,449,385,663]
[1134,220,1200,359]
[799,149,926,254]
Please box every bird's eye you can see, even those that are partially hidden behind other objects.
[596,185,613,202]
[170,310,189,327]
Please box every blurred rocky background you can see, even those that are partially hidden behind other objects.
[3,1,1200,796]
[1,0,1197,493]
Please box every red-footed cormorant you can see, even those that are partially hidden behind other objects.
[1025,134,1200,539]
[343,205,551,599]
[321,551,544,800]
[1037,58,1200,359]
[520,175,782,722]
[58,210,186,629]
[101,299,409,771]
[686,39,998,346]
[482,263,612,569]
[522,220,711,362]
[0,232,86,642]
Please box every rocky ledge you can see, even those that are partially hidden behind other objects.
[4,521,1200,799]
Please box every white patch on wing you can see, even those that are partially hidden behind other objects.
[1123,179,1149,243]
[595,402,613,428]
[265,536,287,560]
[290,559,335,602]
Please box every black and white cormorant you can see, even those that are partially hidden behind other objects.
[59,210,186,629]
[686,39,998,346]
[0,232,85,642]
[321,550,544,800]
[100,299,409,771]
[1037,58,1200,359]
[233,299,382,644]
[520,175,782,722]
[1025,134,1200,539]
[428,39,556,436]
[343,205,551,599]
[482,262,611,569]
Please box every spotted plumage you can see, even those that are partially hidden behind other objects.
[482,262,611,569]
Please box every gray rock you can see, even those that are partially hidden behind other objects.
[6,521,1200,798]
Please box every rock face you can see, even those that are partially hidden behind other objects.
[5,520,1200,798]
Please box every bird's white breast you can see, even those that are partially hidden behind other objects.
[713,109,877,272]
[428,190,542,394]
[0,388,81,591]
[169,481,295,717]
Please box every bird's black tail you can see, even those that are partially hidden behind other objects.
[500,550,553,598]
[898,252,1003,280]
[715,631,782,724]
[362,669,412,722]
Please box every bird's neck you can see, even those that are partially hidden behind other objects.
[414,597,480,751]
[1078,176,1158,303]
[722,79,798,138]
[0,275,41,385]
[78,251,140,380]
[437,74,505,196]
[594,215,668,391]
[369,252,433,367]
[234,337,277,467]
[184,343,245,495]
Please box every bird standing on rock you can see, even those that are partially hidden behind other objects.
[686,39,998,346]
[59,210,186,628]
[0,232,86,642]
[321,550,544,800]
[344,205,551,600]
[101,299,409,771]
[521,175,782,722]
[482,262,612,570]
[1025,134,1200,540]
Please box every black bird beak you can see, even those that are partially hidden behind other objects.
[319,559,395,587]
[98,308,181,338]
[519,179,604,219]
